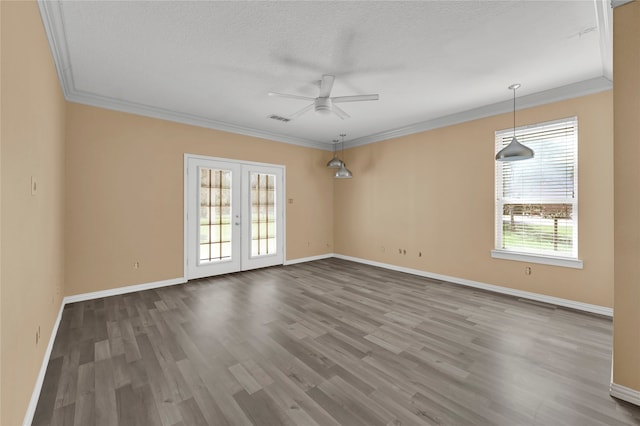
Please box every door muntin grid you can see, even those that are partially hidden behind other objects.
[199,167,232,264]
[250,172,277,257]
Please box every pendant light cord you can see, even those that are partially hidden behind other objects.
[512,86,516,138]
[508,83,520,138]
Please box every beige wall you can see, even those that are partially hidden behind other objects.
[613,1,640,394]
[1,1,4,420]
[335,91,614,307]
[0,2,67,425]
[65,103,334,296]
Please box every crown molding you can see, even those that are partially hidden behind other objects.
[344,76,612,149]
[38,0,614,153]
[594,0,613,80]
[38,0,73,99]
[611,0,634,7]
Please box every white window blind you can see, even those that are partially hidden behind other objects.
[495,117,578,259]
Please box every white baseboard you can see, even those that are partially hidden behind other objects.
[610,382,640,406]
[333,254,613,317]
[22,303,64,426]
[284,253,334,266]
[63,277,187,304]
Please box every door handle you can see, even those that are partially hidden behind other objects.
[235,222,240,226]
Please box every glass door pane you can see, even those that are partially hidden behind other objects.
[250,172,277,257]
[199,168,233,264]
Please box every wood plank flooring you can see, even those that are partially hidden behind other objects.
[32,258,640,425]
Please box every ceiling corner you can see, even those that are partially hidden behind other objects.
[38,0,74,98]
[594,0,613,80]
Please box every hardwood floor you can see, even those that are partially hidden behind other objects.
[33,258,640,425]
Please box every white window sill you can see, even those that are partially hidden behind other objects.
[491,249,583,269]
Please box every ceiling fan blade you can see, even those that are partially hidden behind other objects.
[268,92,315,102]
[332,104,351,120]
[332,94,379,103]
[318,75,335,98]
[289,103,315,119]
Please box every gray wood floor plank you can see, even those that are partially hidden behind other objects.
[31,258,640,425]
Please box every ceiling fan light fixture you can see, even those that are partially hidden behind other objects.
[315,98,332,115]
[269,75,379,120]
[496,83,534,162]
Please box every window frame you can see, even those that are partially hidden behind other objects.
[491,117,583,269]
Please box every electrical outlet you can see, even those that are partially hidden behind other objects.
[525,266,532,275]
[133,261,140,269]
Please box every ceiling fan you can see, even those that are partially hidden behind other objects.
[268,75,379,120]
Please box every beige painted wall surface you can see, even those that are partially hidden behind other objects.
[65,103,334,296]
[335,91,613,308]
[613,1,640,393]
[0,0,3,420]
[1,2,67,425]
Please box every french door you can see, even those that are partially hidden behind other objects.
[185,155,284,279]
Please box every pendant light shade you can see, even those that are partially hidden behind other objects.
[326,155,343,168]
[495,136,535,161]
[326,139,343,168]
[495,84,534,162]
[335,163,353,179]
[332,133,353,178]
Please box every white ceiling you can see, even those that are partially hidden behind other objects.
[38,1,612,150]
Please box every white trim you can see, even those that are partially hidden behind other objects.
[333,254,611,317]
[184,154,190,281]
[593,0,613,80]
[611,0,634,8]
[610,382,640,406]
[22,303,64,426]
[63,277,186,304]
[284,253,334,265]
[491,250,584,269]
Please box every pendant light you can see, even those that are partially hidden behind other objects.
[326,139,343,168]
[495,83,534,162]
[334,133,353,179]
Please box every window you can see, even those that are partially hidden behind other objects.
[492,117,581,268]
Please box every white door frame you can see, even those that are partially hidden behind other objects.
[183,154,286,280]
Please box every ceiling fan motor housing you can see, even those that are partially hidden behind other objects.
[315,97,333,115]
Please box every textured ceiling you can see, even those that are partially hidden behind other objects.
[39,1,612,149]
